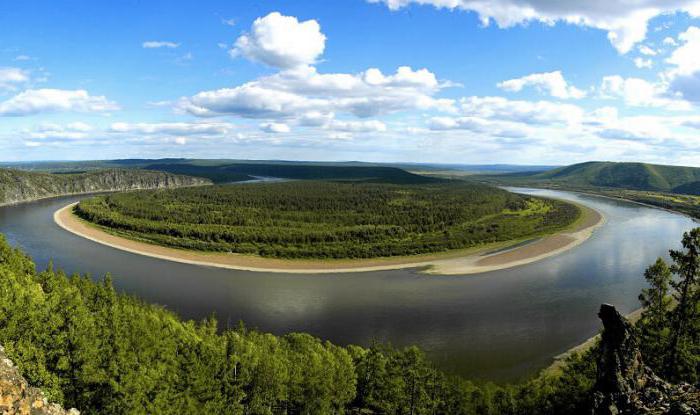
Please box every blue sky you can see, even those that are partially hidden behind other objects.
[1,1,700,165]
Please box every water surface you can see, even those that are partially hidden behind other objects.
[0,188,695,381]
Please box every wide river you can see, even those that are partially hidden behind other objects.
[0,188,696,381]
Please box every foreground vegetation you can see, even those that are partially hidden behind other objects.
[3,226,700,413]
[0,233,598,414]
[74,181,580,259]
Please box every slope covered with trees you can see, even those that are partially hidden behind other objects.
[74,181,580,259]
[4,225,700,413]
[0,233,600,414]
[482,161,700,195]
[0,168,210,206]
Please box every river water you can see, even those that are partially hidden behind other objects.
[0,188,695,381]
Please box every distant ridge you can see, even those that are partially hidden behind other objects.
[484,161,700,195]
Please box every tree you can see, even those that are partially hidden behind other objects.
[664,229,700,382]
[637,258,673,370]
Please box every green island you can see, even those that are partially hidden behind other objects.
[72,181,581,260]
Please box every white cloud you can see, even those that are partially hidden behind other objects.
[665,26,700,102]
[497,71,586,99]
[232,12,326,69]
[663,36,678,46]
[142,41,180,49]
[222,18,236,26]
[458,96,584,125]
[328,119,387,132]
[599,75,689,110]
[260,122,290,133]
[368,0,700,53]
[179,65,453,119]
[22,122,94,142]
[0,89,119,116]
[638,44,658,56]
[667,26,700,76]
[110,121,235,136]
[0,67,30,90]
[634,57,653,68]
[13,55,31,62]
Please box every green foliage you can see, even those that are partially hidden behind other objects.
[75,181,580,259]
[0,233,598,414]
[636,229,700,383]
[637,258,673,370]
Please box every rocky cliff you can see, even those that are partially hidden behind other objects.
[592,304,699,414]
[0,345,77,415]
[0,168,211,206]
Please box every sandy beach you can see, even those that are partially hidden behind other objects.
[54,200,604,275]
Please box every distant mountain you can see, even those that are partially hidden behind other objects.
[0,168,210,206]
[481,161,700,195]
[0,159,558,176]
[143,162,442,184]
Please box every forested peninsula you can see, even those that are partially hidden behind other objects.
[73,181,581,260]
[0,168,210,206]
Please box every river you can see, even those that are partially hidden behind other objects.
[0,188,695,381]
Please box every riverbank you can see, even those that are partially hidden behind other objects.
[543,307,644,376]
[54,198,604,275]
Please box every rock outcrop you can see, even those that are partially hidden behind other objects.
[592,304,699,414]
[0,345,78,415]
[0,168,211,206]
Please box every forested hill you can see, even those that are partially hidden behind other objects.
[142,162,441,184]
[482,161,700,195]
[0,168,210,206]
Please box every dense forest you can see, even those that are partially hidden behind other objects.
[2,227,700,413]
[0,168,210,206]
[0,233,597,414]
[74,181,580,259]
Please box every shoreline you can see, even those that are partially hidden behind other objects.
[54,199,604,275]
[544,307,644,376]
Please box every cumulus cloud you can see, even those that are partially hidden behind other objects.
[142,41,180,49]
[663,36,678,46]
[638,45,658,56]
[368,0,700,53]
[634,57,653,68]
[666,26,700,101]
[328,119,387,132]
[599,75,690,110]
[109,121,235,136]
[0,89,119,116]
[458,96,584,125]
[0,67,30,90]
[260,122,290,133]
[497,71,586,99]
[427,116,531,139]
[232,12,326,68]
[179,65,453,120]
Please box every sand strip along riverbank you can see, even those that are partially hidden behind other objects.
[54,200,604,275]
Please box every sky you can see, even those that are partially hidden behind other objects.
[2,1,700,166]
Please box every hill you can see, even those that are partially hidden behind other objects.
[0,168,210,206]
[482,161,700,195]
